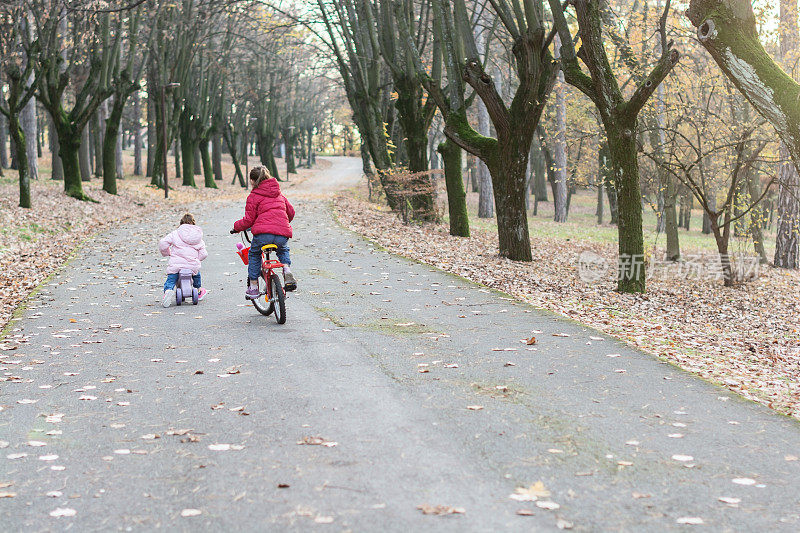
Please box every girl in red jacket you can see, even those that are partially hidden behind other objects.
[232,166,297,297]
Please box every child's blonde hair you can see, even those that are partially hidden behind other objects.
[249,165,272,188]
[180,213,196,225]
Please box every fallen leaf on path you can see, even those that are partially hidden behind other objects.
[676,517,704,525]
[208,444,244,451]
[49,508,77,518]
[672,455,694,462]
[297,436,337,447]
[511,482,550,502]
[0,492,15,498]
[314,516,334,524]
[632,492,651,499]
[526,336,537,345]
[466,405,484,411]
[180,509,202,517]
[416,504,465,515]
[535,501,560,510]
[718,496,741,504]
[556,518,574,530]
[516,509,534,516]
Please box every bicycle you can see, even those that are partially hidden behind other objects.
[232,229,287,324]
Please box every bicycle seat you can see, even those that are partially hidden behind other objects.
[261,244,278,253]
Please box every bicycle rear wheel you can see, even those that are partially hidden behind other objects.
[251,275,273,316]
[270,273,286,324]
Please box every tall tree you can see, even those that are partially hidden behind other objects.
[550,0,680,292]
[29,1,120,200]
[0,7,38,208]
[102,8,148,194]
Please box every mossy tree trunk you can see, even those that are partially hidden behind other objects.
[8,115,31,208]
[551,0,679,292]
[212,133,223,181]
[102,97,125,194]
[439,139,469,237]
[282,127,297,175]
[179,118,197,188]
[199,137,216,188]
[55,121,88,200]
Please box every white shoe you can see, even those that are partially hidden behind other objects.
[162,290,173,308]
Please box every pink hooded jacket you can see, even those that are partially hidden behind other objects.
[233,178,295,237]
[159,224,208,275]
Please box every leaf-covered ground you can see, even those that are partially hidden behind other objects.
[334,194,800,419]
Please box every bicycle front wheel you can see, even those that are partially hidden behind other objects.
[251,275,273,316]
[270,273,286,324]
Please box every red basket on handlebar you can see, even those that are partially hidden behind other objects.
[237,246,250,265]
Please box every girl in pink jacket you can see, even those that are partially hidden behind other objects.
[232,166,297,297]
[159,213,208,307]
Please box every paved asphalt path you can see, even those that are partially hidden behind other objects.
[2,157,800,532]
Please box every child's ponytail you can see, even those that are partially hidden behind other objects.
[249,165,271,188]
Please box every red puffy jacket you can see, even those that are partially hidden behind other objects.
[233,178,295,237]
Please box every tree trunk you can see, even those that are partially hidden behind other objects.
[607,124,645,293]
[596,182,604,225]
[146,87,155,178]
[0,113,8,171]
[8,114,31,208]
[56,119,89,200]
[181,134,197,187]
[193,146,201,176]
[200,138,217,188]
[747,168,769,263]
[709,213,735,287]
[103,97,125,194]
[174,138,181,179]
[212,133,223,181]
[116,128,123,180]
[531,138,548,202]
[775,147,800,267]
[664,177,681,261]
[477,99,494,218]
[93,103,106,177]
[79,126,91,182]
[21,94,38,181]
[553,41,568,223]
[683,192,693,230]
[284,130,297,175]
[133,91,142,176]
[49,114,63,180]
[486,133,534,261]
[439,139,469,237]
[307,128,314,167]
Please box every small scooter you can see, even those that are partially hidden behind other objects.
[175,269,199,306]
